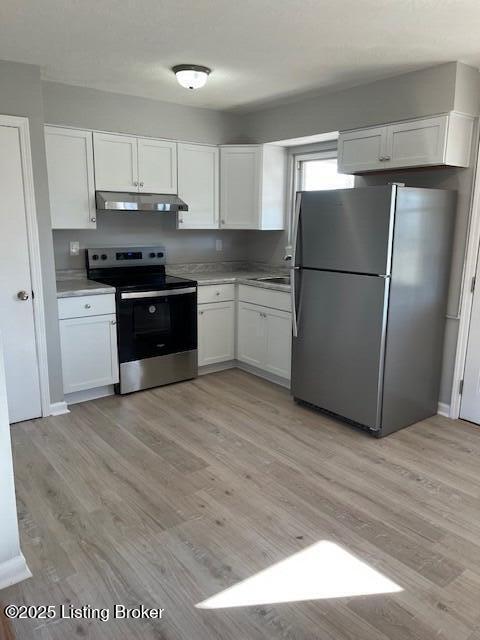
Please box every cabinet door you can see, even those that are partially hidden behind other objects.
[93,132,138,191]
[45,127,96,229]
[264,308,292,380]
[138,138,177,193]
[386,116,447,169]
[220,146,261,229]
[337,127,387,174]
[237,302,265,367]
[178,144,219,229]
[198,302,235,366]
[60,314,119,393]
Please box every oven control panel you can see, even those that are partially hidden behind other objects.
[86,246,166,269]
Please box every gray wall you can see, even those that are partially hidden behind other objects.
[43,81,243,144]
[53,215,256,270]
[0,62,63,403]
[240,62,478,142]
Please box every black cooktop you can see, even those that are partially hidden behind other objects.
[89,271,196,292]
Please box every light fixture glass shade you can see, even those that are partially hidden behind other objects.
[172,65,211,90]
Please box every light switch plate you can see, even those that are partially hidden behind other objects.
[70,241,80,256]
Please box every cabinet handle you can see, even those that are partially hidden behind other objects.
[111,320,116,325]
[133,180,138,187]
[139,181,144,187]
[221,219,225,225]
[384,156,391,161]
[90,217,96,223]
[179,218,183,224]
[84,304,91,309]
[215,291,220,296]
[199,310,204,315]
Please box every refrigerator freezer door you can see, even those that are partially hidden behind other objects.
[297,186,395,275]
[291,269,389,429]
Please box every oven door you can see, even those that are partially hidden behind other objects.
[117,287,197,364]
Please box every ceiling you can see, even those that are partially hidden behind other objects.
[1,0,480,112]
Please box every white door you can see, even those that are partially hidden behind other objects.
[264,308,292,379]
[0,124,42,423]
[59,314,119,394]
[137,138,177,194]
[93,132,138,192]
[198,302,235,366]
[386,116,447,169]
[45,126,96,229]
[178,144,219,229]
[237,302,265,367]
[460,255,480,423]
[337,127,387,174]
[220,146,261,229]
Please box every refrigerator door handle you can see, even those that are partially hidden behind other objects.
[291,192,302,268]
[291,266,300,337]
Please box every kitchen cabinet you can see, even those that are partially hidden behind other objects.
[220,145,286,230]
[338,112,474,174]
[58,294,119,394]
[45,126,96,229]
[178,143,219,229]
[198,301,235,366]
[93,132,177,193]
[197,285,235,367]
[237,302,291,379]
[237,285,291,380]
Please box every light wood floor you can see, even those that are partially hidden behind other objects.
[2,369,480,640]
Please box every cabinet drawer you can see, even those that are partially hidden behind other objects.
[58,294,116,319]
[238,285,291,312]
[197,284,235,304]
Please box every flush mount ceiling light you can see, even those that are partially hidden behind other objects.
[172,64,211,90]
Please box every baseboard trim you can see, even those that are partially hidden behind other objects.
[49,401,69,416]
[236,362,291,389]
[437,402,451,418]
[198,361,236,376]
[0,554,31,591]
[65,385,115,406]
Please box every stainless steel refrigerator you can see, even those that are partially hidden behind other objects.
[290,185,456,437]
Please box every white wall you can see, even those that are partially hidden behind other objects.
[0,333,31,589]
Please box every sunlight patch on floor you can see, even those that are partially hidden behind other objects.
[196,540,402,609]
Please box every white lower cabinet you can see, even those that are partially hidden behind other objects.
[198,301,235,367]
[59,298,119,394]
[237,301,291,380]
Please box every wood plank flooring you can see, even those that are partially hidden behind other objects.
[2,369,480,639]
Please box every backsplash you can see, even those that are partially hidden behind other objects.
[52,212,284,270]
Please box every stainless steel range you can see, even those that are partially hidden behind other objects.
[86,246,197,394]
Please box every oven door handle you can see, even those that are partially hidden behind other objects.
[120,287,196,300]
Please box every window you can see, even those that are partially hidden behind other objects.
[297,152,354,191]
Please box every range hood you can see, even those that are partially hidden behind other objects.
[95,191,188,212]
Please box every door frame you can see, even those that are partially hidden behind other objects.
[450,133,480,419]
[0,114,51,417]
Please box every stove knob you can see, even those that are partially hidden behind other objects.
[157,252,164,258]
[149,252,155,258]
[92,254,99,261]
[101,254,107,260]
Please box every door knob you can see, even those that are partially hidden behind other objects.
[17,290,29,301]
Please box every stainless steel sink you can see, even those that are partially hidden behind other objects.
[251,276,290,285]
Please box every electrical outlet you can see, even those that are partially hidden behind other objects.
[70,241,80,256]
[215,239,223,252]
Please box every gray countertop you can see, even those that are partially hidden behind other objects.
[172,270,291,292]
[56,278,116,298]
[56,266,290,298]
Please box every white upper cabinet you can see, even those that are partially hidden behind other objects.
[93,132,177,193]
[220,145,286,230]
[338,112,474,174]
[178,143,219,229]
[93,132,138,191]
[337,127,387,174]
[137,138,177,193]
[45,126,96,229]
